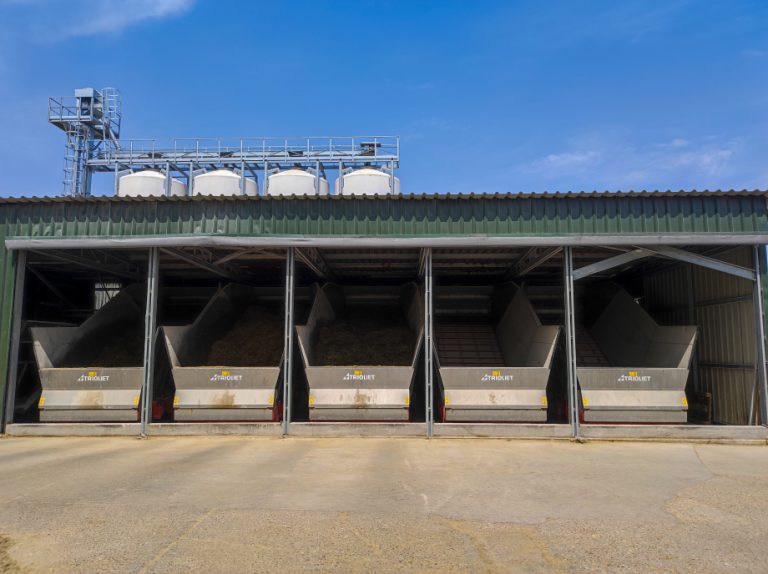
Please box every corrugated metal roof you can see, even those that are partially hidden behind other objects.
[0,189,766,247]
[0,189,764,204]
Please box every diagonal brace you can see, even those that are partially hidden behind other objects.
[506,247,562,279]
[160,247,242,282]
[647,245,756,281]
[296,247,335,281]
[572,248,653,281]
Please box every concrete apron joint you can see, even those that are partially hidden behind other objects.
[4,423,768,444]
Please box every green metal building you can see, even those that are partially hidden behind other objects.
[1,190,766,440]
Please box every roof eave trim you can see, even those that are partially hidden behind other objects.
[6,233,768,251]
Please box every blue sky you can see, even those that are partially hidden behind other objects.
[0,0,767,196]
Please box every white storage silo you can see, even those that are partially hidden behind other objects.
[118,170,187,197]
[192,169,257,197]
[267,168,329,196]
[334,167,401,196]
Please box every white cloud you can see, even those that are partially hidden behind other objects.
[662,148,732,172]
[532,150,600,171]
[65,0,194,38]
[520,136,742,190]
[0,0,195,39]
[659,138,688,148]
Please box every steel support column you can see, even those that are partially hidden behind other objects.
[188,162,195,195]
[423,248,434,437]
[563,247,580,439]
[164,163,171,196]
[282,247,295,435]
[686,264,701,394]
[3,251,26,426]
[140,248,159,436]
[752,246,768,425]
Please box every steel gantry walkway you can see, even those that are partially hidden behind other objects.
[49,87,400,197]
[49,89,399,197]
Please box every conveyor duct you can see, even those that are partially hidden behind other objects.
[163,284,284,422]
[31,284,145,422]
[435,284,560,422]
[577,287,697,423]
[296,283,423,422]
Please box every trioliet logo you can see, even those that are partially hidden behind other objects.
[481,370,514,382]
[77,370,109,382]
[343,369,375,382]
[617,371,652,383]
[210,370,243,382]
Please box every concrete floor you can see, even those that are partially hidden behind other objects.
[0,438,766,574]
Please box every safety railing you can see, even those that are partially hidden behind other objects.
[91,136,400,166]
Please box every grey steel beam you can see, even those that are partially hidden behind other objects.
[432,252,520,261]
[89,155,400,167]
[563,247,580,439]
[295,247,335,281]
[159,247,241,282]
[648,245,756,282]
[506,247,562,279]
[636,246,753,291]
[140,247,159,436]
[30,250,140,280]
[282,248,295,435]
[324,252,419,261]
[3,251,26,427]
[752,246,768,425]
[11,234,768,251]
[330,262,417,270]
[572,248,653,281]
[212,248,283,266]
[418,247,428,277]
[424,248,434,437]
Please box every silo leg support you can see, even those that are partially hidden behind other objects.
[563,247,580,439]
[3,251,26,426]
[752,246,768,426]
[282,247,295,435]
[140,248,159,437]
[424,248,434,437]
